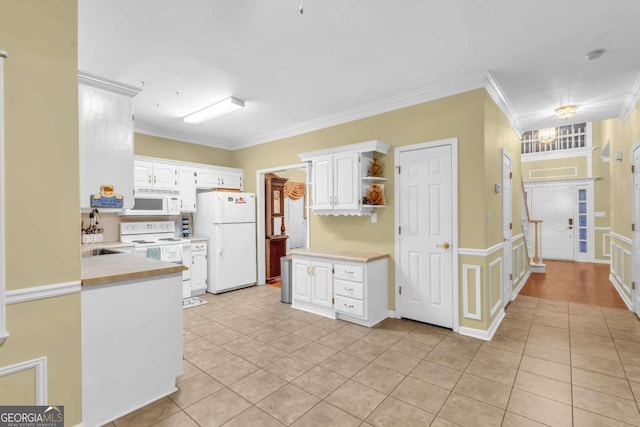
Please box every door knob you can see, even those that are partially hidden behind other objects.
[437,242,451,249]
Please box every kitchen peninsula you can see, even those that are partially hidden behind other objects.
[81,252,185,426]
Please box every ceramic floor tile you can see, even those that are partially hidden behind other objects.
[242,344,288,367]
[228,369,287,404]
[519,355,571,383]
[352,363,406,394]
[464,358,518,386]
[113,397,181,427]
[264,354,315,382]
[404,329,447,347]
[360,329,403,348]
[472,345,522,368]
[320,352,369,378]
[409,360,463,390]
[187,346,236,371]
[526,331,570,351]
[389,336,435,358]
[221,336,264,356]
[291,366,348,398]
[501,412,547,427]
[201,328,245,345]
[316,330,360,350]
[365,396,435,427]
[269,334,311,353]
[571,342,621,362]
[169,372,224,408]
[572,367,634,400]
[272,319,310,333]
[177,360,202,384]
[390,376,449,414]
[189,321,227,337]
[513,370,572,404]
[429,417,463,427]
[437,393,504,427]
[507,388,572,427]
[183,337,217,359]
[325,380,387,419]
[435,334,482,356]
[184,387,252,427]
[452,373,511,409]
[573,385,640,425]
[343,339,389,362]
[481,336,526,354]
[425,347,474,371]
[152,411,200,427]
[292,324,333,341]
[205,355,259,386]
[492,324,530,341]
[523,342,570,365]
[292,342,338,364]
[573,407,635,427]
[221,406,284,427]
[290,401,361,427]
[372,349,421,375]
[256,383,320,425]
[624,363,640,383]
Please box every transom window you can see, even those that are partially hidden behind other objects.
[521,123,588,154]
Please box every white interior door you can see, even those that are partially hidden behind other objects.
[502,150,513,307]
[530,186,575,260]
[633,146,640,315]
[397,144,453,328]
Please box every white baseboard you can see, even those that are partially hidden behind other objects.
[511,270,531,301]
[609,275,632,310]
[458,309,505,341]
[592,259,611,264]
[6,280,81,304]
[530,263,546,273]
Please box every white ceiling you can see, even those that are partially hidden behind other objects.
[78,0,640,150]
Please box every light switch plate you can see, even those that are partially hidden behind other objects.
[371,213,377,223]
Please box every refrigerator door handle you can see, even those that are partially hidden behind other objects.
[215,223,224,256]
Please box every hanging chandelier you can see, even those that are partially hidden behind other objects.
[555,105,577,120]
[538,128,556,144]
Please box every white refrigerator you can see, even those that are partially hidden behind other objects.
[194,191,257,293]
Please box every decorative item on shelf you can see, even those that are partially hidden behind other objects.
[90,185,123,208]
[366,184,386,206]
[368,158,384,177]
[182,215,191,237]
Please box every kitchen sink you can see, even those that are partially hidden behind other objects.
[83,248,126,257]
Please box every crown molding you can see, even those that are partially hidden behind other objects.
[620,72,640,123]
[135,70,522,152]
[134,122,235,151]
[483,72,522,137]
[234,70,490,149]
[78,71,142,98]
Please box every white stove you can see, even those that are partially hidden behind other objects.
[120,221,187,264]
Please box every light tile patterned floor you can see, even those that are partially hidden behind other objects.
[110,286,640,426]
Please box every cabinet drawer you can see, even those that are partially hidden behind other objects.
[191,242,207,252]
[334,279,364,300]
[334,295,364,317]
[334,264,364,282]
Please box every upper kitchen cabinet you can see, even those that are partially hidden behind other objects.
[178,166,196,213]
[299,140,390,216]
[79,73,141,211]
[195,166,243,190]
[133,159,179,191]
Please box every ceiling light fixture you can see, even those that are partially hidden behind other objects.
[555,104,577,120]
[183,96,245,124]
[538,128,556,144]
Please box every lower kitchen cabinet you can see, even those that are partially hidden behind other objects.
[291,249,389,327]
[190,241,207,296]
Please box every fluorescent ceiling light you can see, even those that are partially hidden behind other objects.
[183,96,245,124]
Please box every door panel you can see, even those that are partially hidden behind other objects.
[312,156,332,210]
[398,145,453,328]
[502,150,512,307]
[634,147,640,314]
[531,186,574,261]
[311,261,333,308]
[334,152,359,210]
[293,259,311,302]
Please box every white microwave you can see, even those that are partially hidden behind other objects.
[123,191,180,216]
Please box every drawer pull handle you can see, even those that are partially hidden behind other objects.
[345,270,354,274]
[344,287,354,291]
[344,304,354,308]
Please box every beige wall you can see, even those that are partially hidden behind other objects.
[521,156,588,181]
[135,133,235,166]
[0,1,82,424]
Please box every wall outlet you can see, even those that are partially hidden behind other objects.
[487,211,491,224]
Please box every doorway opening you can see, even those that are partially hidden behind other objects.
[256,164,310,286]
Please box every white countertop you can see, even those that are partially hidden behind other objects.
[290,248,389,263]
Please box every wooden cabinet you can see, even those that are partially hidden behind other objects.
[79,74,140,210]
[291,250,389,327]
[266,236,288,283]
[179,167,196,213]
[133,160,178,191]
[299,140,390,216]
[265,174,289,282]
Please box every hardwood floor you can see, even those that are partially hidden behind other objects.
[519,260,628,309]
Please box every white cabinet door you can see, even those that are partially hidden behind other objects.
[133,161,153,188]
[195,168,220,189]
[218,171,242,190]
[153,163,179,190]
[312,156,333,210]
[293,259,312,303]
[311,261,333,308]
[191,250,207,292]
[333,152,359,210]
[179,167,197,213]
[79,84,135,209]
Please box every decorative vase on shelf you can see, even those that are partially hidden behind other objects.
[368,158,384,177]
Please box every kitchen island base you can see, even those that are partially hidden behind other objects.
[81,272,183,427]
